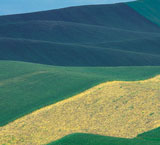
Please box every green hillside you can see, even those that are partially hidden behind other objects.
[0,3,159,32]
[0,1,160,144]
[1,20,159,43]
[127,0,160,26]
[94,36,160,55]
[1,38,160,66]
[138,127,160,141]
[0,3,160,66]
[1,61,160,126]
[49,128,160,145]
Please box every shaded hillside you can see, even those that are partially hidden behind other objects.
[2,20,158,43]
[0,3,160,66]
[128,0,160,26]
[93,36,160,55]
[1,38,160,66]
[0,3,159,32]
[1,61,160,126]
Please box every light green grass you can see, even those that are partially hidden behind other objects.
[1,75,160,144]
[1,60,160,126]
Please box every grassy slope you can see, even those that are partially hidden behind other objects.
[138,127,160,141]
[1,38,160,66]
[0,1,160,144]
[0,75,160,144]
[0,3,159,32]
[1,61,160,126]
[49,128,160,145]
[127,0,160,26]
[0,3,160,66]
[1,21,159,43]
[93,36,160,55]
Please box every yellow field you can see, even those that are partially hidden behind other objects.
[0,75,160,145]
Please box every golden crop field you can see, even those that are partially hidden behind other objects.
[0,75,160,145]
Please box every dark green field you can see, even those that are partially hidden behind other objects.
[49,128,160,145]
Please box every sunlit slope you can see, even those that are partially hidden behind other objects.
[49,128,160,145]
[0,75,160,145]
[1,38,160,66]
[127,0,160,26]
[1,61,160,127]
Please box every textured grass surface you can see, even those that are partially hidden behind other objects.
[127,0,160,26]
[1,61,160,126]
[49,128,160,145]
[0,75,160,144]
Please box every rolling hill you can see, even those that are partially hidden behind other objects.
[1,61,160,126]
[93,36,160,55]
[0,0,160,145]
[1,20,159,43]
[0,3,159,32]
[0,2,160,66]
[1,38,160,66]
[0,75,160,144]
